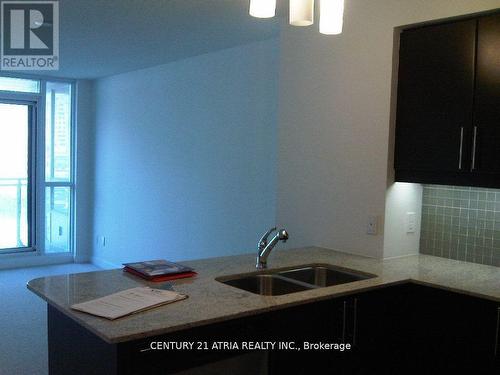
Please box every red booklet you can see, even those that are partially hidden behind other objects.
[123,267,197,282]
[122,260,196,282]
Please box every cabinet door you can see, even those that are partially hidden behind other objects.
[267,299,351,375]
[353,285,414,373]
[410,285,499,373]
[473,13,500,174]
[395,20,476,172]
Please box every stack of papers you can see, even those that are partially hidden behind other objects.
[71,287,187,320]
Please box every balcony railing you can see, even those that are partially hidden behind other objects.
[0,177,27,249]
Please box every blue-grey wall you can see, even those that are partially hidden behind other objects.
[92,39,279,267]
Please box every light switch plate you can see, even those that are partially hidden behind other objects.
[367,215,378,235]
[406,212,416,233]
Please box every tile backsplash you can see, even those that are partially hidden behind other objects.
[420,185,500,267]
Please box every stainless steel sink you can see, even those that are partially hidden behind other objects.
[216,264,376,296]
[220,274,313,296]
[278,265,375,287]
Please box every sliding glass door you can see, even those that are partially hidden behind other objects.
[0,101,35,252]
[0,77,74,258]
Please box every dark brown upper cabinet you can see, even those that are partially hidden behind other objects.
[474,13,500,175]
[394,12,500,187]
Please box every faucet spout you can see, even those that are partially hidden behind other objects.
[256,228,289,269]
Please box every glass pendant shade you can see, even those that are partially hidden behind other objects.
[319,0,344,35]
[249,0,277,19]
[290,0,314,26]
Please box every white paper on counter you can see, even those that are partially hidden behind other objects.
[71,287,187,320]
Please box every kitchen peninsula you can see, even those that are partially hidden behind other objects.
[28,247,500,374]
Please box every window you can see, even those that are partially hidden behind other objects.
[0,77,40,94]
[0,77,74,255]
[45,82,73,253]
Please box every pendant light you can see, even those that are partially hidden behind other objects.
[249,0,277,19]
[319,0,345,35]
[289,0,314,27]
[248,0,346,36]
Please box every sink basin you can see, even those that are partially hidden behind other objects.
[278,265,375,287]
[220,274,313,296]
[217,264,376,296]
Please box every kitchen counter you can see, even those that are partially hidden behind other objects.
[27,247,500,344]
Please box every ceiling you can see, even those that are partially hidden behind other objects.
[13,0,284,79]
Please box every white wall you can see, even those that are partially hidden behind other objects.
[277,0,500,258]
[92,39,279,267]
[383,183,423,258]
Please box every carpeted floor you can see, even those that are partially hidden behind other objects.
[0,263,100,375]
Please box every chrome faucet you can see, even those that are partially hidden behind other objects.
[256,227,289,269]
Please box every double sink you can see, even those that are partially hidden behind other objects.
[216,264,376,296]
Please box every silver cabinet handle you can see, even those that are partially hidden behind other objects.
[342,300,347,343]
[471,126,478,171]
[495,307,500,357]
[352,298,358,346]
[458,127,464,170]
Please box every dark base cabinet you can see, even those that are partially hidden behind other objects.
[354,284,499,374]
[48,305,272,375]
[47,284,500,375]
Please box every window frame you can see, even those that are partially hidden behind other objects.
[0,75,76,256]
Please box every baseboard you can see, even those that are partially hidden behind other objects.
[74,254,91,263]
[91,256,120,270]
[0,253,74,270]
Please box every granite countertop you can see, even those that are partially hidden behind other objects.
[27,247,500,344]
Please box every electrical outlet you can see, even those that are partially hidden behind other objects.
[97,235,106,247]
[367,215,378,235]
[406,212,416,233]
